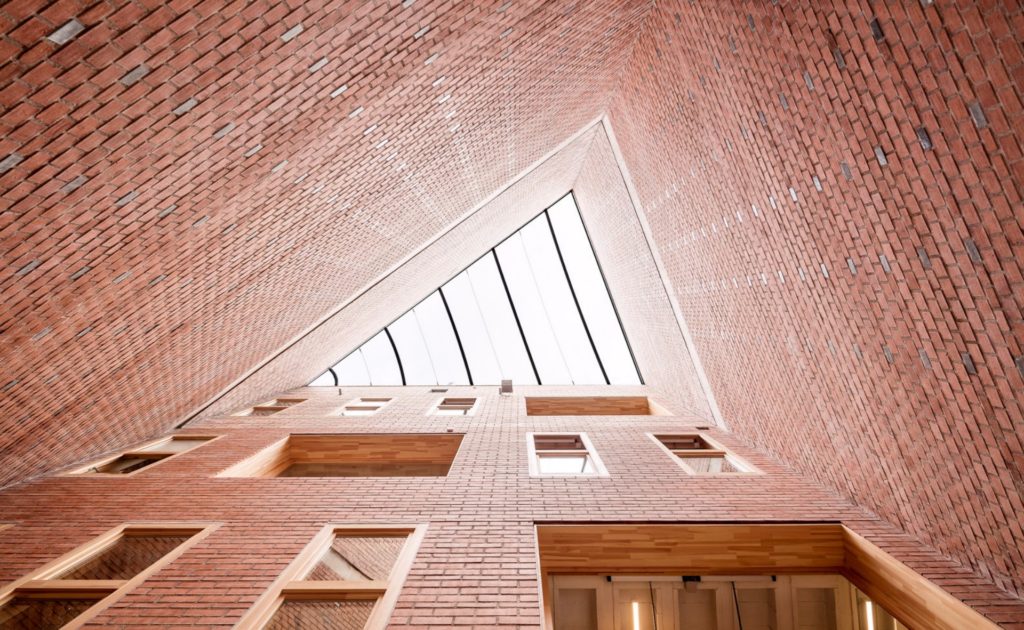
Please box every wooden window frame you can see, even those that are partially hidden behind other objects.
[339,397,393,417]
[236,398,307,417]
[648,432,760,475]
[239,523,427,629]
[546,573,861,630]
[535,523,998,630]
[524,396,671,416]
[66,434,222,477]
[0,522,217,629]
[431,396,478,416]
[527,432,608,477]
[218,433,465,478]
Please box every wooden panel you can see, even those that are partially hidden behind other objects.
[288,433,464,464]
[220,434,464,478]
[841,528,999,630]
[17,580,124,597]
[281,581,387,599]
[280,462,453,477]
[217,438,291,478]
[525,396,652,416]
[536,523,999,630]
[537,524,846,575]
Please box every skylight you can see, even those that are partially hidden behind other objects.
[310,193,641,386]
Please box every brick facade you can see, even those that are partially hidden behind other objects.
[2,0,1022,627]
[0,0,649,487]
[2,386,1022,627]
[607,0,1024,600]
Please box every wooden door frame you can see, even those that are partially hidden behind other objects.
[535,523,997,630]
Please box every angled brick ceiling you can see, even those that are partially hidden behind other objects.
[0,0,653,487]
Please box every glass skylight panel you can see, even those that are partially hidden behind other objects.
[518,215,605,384]
[412,293,468,385]
[388,310,438,385]
[335,351,372,385]
[308,192,641,387]
[547,196,641,385]
[466,254,537,384]
[441,272,503,385]
[360,331,403,385]
[308,370,335,386]
[494,235,573,384]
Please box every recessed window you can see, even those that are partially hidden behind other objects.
[242,525,425,629]
[525,396,669,416]
[433,397,477,416]
[339,397,392,416]
[219,433,464,478]
[528,433,607,477]
[0,524,211,628]
[70,435,216,476]
[651,433,756,475]
[237,398,306,417]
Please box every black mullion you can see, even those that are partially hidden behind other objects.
[439,287,474,385]
[383,328,406,385]
[567,190,643,384]
[543,210,610,384]
[491,250,541,385]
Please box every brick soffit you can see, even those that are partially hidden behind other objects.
[194,118,716,423]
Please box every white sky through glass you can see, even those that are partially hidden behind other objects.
[309,193,640,386]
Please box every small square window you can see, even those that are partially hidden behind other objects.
[70,435,216,476]
[238,398,306,417]
[339,397,392,416]
[433,397,477,416]
[528,433,607,477]
[651,433,756,475]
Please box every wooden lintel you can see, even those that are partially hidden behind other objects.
[281,580,387,599]
[18,579,124,597]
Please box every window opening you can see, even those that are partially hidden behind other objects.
[529,433,606,477]
[244,525,426,630]
[310,193,641,386]
[71,436,215,476]
[0,525,210,629]
[651,434,756,475]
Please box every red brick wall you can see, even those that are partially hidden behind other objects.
[207,122,716,425]
[201,125,600,420]
[571,127,713,420]
[0,0,651,487]
[1,386,1019,627]
[608,0,1024,598]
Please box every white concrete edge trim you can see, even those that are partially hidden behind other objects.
[598,114,728,430]
[180,116,606,425]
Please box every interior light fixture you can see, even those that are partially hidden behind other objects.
[632,601,641,630]
[865,600,875,630]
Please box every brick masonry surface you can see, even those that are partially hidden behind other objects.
[203,123,713,424]
[608,0,1023,600]
[0,0,651,487]
[2,0,1023,626]
[1,386,1022,628]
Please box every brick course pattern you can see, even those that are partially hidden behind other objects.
[0,387,1021,628]
[608,0,1024,598]
[0,0,651,487]
[203,123,713,424]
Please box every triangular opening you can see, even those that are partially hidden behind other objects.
[309,193,642,387]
